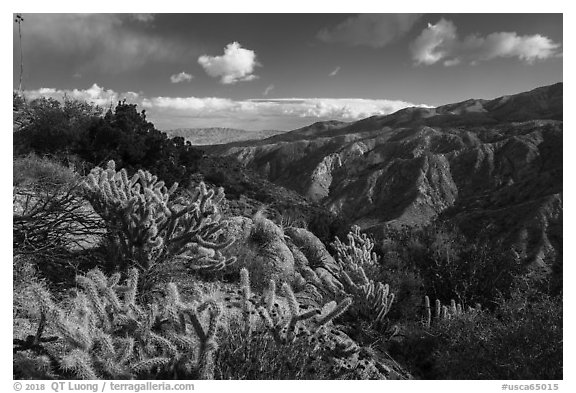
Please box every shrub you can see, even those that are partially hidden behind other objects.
[380,223,522,308]
[389,285,562,379]
[14,97,101,156]
[14,153,78,190]
[14,96,203,190]
[432,294,562,379]
[13,156,105,264]
[307,210,351,246]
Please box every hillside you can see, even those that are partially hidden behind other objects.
[164,127,283,145]
[13,86,563,381]
[211,83,563,271]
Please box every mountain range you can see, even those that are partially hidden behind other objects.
[208,83,563,273]
[164,127,283,145]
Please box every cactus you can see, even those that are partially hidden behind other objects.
[331,225,379,270]
[424,295,431,328]
[331,227,395,326]
[423,296,481,326]
[226,268,356,359]
[83,161,236,274]
[18,268,222,379]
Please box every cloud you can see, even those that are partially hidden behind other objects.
[198,42,260,84]
[131,14,155,23]
[23,83,136,107]
[15,14,190,73]
[411,18,562,66]
[22,83,428,131]
[263,84,275,96]
[411,19,458,65]
[329,66,341,77]
[249,98,424,120]
[170,72,194,84]
[318,14,422,48]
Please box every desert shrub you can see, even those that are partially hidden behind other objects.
[14,97,102,156]
[13,156,105,266]
[77,101,203,188]
[14,153,78,189]
[14,268,222,380]
[308,210,351,246]
[434,290,561,379]
[278,207,308,231]
[380,268,425,323]
[249,210,285,248]
[214,317,331,379]
[389,283,562,380]
[14,96,203,189]
[380,223,522,308]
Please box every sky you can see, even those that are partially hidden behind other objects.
[13,13,563,131]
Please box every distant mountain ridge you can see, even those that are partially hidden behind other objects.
[209,83,563,273]
[164,127,283,146]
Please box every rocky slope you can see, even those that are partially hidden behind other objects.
[210,83,563,270]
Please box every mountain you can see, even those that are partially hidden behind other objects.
[164,127,283,145]
[209,83,563,272]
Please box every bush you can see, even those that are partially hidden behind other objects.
[389,284,562,379]
[13,156,104,266]
[14,97,102,156]
[435,291,561,379]
[14,96,204,190]
[14,153,78,189]
[380,223,523,308]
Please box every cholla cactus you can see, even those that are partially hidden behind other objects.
[21,268,221,379]
[422,296,481,327]
[331,227,395,325]
[332,225,379,269]
[340,266,395,324]
[83,161,236,273]
[227,268,356,354]
[424,296,432,328]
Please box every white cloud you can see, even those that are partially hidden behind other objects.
[411,19,458,65]
[250,98,424,120]
[22,84,428,131]
[411,18,562,66]
[263,84,275,96]
[16,14,189,73]
[170,72,194,84]
[329,66,341,77]
[131,14,155,23]
[198,42,260,84]
[141,96,235,112]
[24,83,120,107]
[318,14,422,48]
